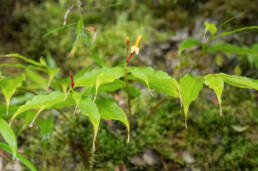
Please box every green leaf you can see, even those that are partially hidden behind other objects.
[21,111,37,131]
[90,52,105,67]
[78,96,100,152]
[178,39,200,56]
[51,94,75,109]
[214,26,258,39]
[0,142,37,171]
[75,67,125,101]
[0,118,17,158]
[0,105,20,119]
[0,74,25,115]
[76,17,84,37]
[95,67,125,100]
[75,68,105,87]
[128,67,179,98]
[43,23,76,38]
[72,91,81,115]
[215,73,258,90]
[47,67,60,89]
[207,42,258,56]
[57,77,70,93]
[39,118,54,144]
[26,69,48,89]
[128,67,152,95]
[205,75,224,116]
[95,80,125,94]
[248,43,258,69]
[179,74,204,128]
[96,98,130,142]
[74,65,94,80]
[128,84,141,98]
[204,21,218,36]
[39,57,47,67]
[10,92,65,126]
[4,54,44,67]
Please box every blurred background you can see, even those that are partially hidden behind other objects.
[0,0,258,170]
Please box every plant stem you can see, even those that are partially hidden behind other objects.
[124,64,132,125]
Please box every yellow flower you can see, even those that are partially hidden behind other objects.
[130,35,142,55]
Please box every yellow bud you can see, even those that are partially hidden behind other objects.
[126,36,130,42]
[134,35,142,48]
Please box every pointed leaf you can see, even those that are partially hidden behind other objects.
[76,17,84,36]
[215,73,258,90]
[96,98,130,142]
[10,92,65,124]
[4,54,43,67]
[128,67,179,98]
[75,67,125,101]
[214,26,258,39]
[204,21,218,36]
[0,74,25,115]
[39,118,54,143]
[0,142,37,171]
[205,75,224,116]
[0,118,17,158]
[128,67,152,95]
[47,67,59,88]
[97,80,125,93]
[78,96,100,152]
[72,91,81,115]
[179,74,204,128]
[43,23,76,38]
[74,65,94,80]
[207,42,258,56]
[178,39,200,56]
[26,69,48,89]
[21,111,37,131]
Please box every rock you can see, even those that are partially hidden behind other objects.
[5,159,22,171]
[114,164,128,171]
[159,42,171,50]
[130,155,146,166]
[183,151,195,164]
[142,149,160,166]
[0,157,2,170]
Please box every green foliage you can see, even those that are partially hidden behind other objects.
[96,98,130,142]
[0,142,37,171]
[0,118,17,158]
[215,73,258,90]
[207,42,258,56]
[178,39,200,56]
[178,22,258,67]
[205,75,224,116]
[10,92,65,125]
[78,96,100,152]
[128,67,179,98]
[0,74,25,115]
[39,117,54,151]
[1,17,258,170]
[204,21,218,36]
[179,74,204,128]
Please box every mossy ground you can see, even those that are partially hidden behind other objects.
[0,0,258,170]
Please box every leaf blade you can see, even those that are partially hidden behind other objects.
[0,142,37,171]
[78,96,100,152]
[0,118,17,158]
[205,75,224,116]
[179,74,204,128]
[96,98,130,142]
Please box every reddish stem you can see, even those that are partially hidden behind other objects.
[69,71,74,88]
